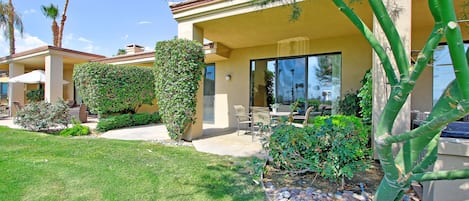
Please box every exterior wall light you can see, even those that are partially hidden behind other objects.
[225,74,231,81]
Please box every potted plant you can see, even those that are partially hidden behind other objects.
[270,103,280,113]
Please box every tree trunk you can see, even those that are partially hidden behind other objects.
[52,21,59,47]
[7,0,15,55]
[57,0,69,48]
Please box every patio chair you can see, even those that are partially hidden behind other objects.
[251,106,271,142]
[292,106,314,128]
[69,104,88,123]
[13,101,23,111]
[233,105,251,135]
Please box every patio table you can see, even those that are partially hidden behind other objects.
[270,111,298,117]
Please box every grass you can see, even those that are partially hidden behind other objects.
[0,126,265,201]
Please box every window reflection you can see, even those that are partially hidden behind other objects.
[250,53,341,114]
[433,44,469,105]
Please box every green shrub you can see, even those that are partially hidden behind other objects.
[96,112,161,132]
[337,90,360,116]
[267,115,370,182]
[60,124,90,136]
[358,69,372,125]
[150,112,161,123]
[96,114,132,132]
[14,100,70,131]
[73,63,155,116]
[133,113,151,125]
[26,88,44,102]
[154,39,204,140]
[307,99,321,111]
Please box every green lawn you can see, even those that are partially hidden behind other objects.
[0,126,265,201]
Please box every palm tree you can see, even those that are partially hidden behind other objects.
[0,3,6,30]
[42,1,69,48]
[57,0,69,48]
[41,3,59,47]
[0,0,24,55]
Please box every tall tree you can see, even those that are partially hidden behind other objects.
[41,3,59,47]
[0,0,23,55]
[256,0,469,200]
[57,0,69,48]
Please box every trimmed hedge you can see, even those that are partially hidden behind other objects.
[154,39,204,140]
[96,112,161,132]
[73,62,155,116]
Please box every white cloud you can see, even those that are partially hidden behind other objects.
[23,9,37,15]
[144,46,153,52]
[78,37,93,43]
[121,34,129,41]
[58,33,101,54]
[0,30,47,56]
[137,21,152,25]
[83,43,100,53]
[62,33,74,47]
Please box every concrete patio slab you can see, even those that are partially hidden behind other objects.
[100,124,171,141]
[192,124,265,157]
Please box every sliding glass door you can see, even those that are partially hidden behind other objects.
[250,53,341,114]
[277,58,306,105]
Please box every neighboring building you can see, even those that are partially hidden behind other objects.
[169,0,469,200]
[0,44,158,116]
[0,46,105,115]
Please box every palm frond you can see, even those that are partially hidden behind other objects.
[41,4,59,20]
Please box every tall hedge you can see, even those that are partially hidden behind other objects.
[154,39,204,140]
[73,63,155,116]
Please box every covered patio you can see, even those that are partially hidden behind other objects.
[171,0,443,138]
[171,0,469,200]
[0,46,105,115]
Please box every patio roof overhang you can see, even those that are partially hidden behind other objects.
[0,46,106,71]
[172,0,435,51]
[91,51,155,66]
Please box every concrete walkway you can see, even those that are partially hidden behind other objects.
[0,117,265,158]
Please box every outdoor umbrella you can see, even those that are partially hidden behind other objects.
[8,70,69,84]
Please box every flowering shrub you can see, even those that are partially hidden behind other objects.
[14,100,70,131]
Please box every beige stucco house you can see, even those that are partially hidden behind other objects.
[0,44,159,115]
[0,46,105,115]
[169,0,469,200]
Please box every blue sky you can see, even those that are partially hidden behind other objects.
[0,0,178,57]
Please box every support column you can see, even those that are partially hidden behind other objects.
[45,54,64,103]
[8,63,24,116]
[372,0,412,157]
[178,22,204,140]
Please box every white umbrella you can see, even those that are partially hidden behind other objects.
[8,70,69,84]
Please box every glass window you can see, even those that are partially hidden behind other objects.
[308,54,341,114]
[277,58,306,105]
[203,64,215,123]
[0,83,7,100]
[433,44,469,105]
[433,43,469,139]
[250,53,341,114]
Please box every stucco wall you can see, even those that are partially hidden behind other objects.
[212,34,371,128]
[423,138,469,201]
[63,65,74,102]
